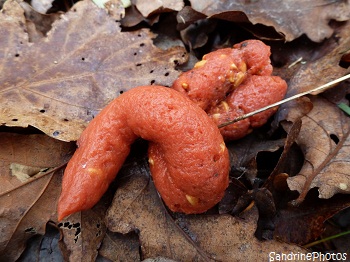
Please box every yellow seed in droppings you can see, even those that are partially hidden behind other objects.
[148,158,154,165]
[220,54,227,59]
[230,63,238,70]
[87,168,102,176]
[239,61,247,73]
[194,60,207,68]
[220,142,226,153]
[220,101,230,112]
[185,194,199,206]
[181,82,189,89]
[212,113,221,120]
[234,72,245,87]
[203,54,207,60]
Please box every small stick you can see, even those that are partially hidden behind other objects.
[218,73,350,128]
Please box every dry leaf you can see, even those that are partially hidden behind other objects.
[0,133,73,261]
[58,206,108,262]
[134,0,184,17]
[286,97,350,202]
[275,188,350,245]
[0,0,187,141]
[283,22,350,97]
[228,132,285,183]
[189,0,350,42]
[105,161,315,261]
[98,230,140,261]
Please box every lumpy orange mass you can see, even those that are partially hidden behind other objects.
[172,40,287,140]
[58,86,230,220]
[58,40,288,220]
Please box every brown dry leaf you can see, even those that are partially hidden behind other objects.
[228,133,285,183]
[0,0,187,142]
[275,188,350,245]
[58,198,110,262]
[98,230,140,261]
[0,133,73,261]
[286,97,350,203]
[189,0,350,42]
[105,162,314,261]
[283,22,350,97]
[134,0,184,17]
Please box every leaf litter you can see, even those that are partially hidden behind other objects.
[1,0,350,261]
[0,0,187,141]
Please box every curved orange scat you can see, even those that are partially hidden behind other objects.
[57,86,229,221]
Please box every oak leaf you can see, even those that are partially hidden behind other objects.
[105,162,314,261]
[134,0,184,17]
[0,0,187,141]
[287,97,350,202]
[189,0,350,42]
[0,133,73,262]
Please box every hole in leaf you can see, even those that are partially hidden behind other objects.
[140,43,145,47]
[63,118,69,122]
[119,90,124,94]
[12,118,18,121]
[136,63,142,67]
[164,72,170,77]
[339,52,350,69]
[81,57,85,61]
[330,134,339,144]
[149,70,154,73]
[75,227,81,236]
[15,53,20,57]
[24,227,34,233]
[40,109,45,113]
[150,80,155,85]
[134,52,137,56]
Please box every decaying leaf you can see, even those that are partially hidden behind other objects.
[58,202,109,262]
[286,97,350,203]
[283,22,350,98]
[0,0,187,141]
[98,230,140,261]
[228,132,285,183]
[134,0,184,17]
[0,133,73,261]
[10,163,48,183]
[275,188,350,245]
[189,0,350,42]
[105,161,316,261]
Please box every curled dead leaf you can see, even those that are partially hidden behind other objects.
[287,97,350,203]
